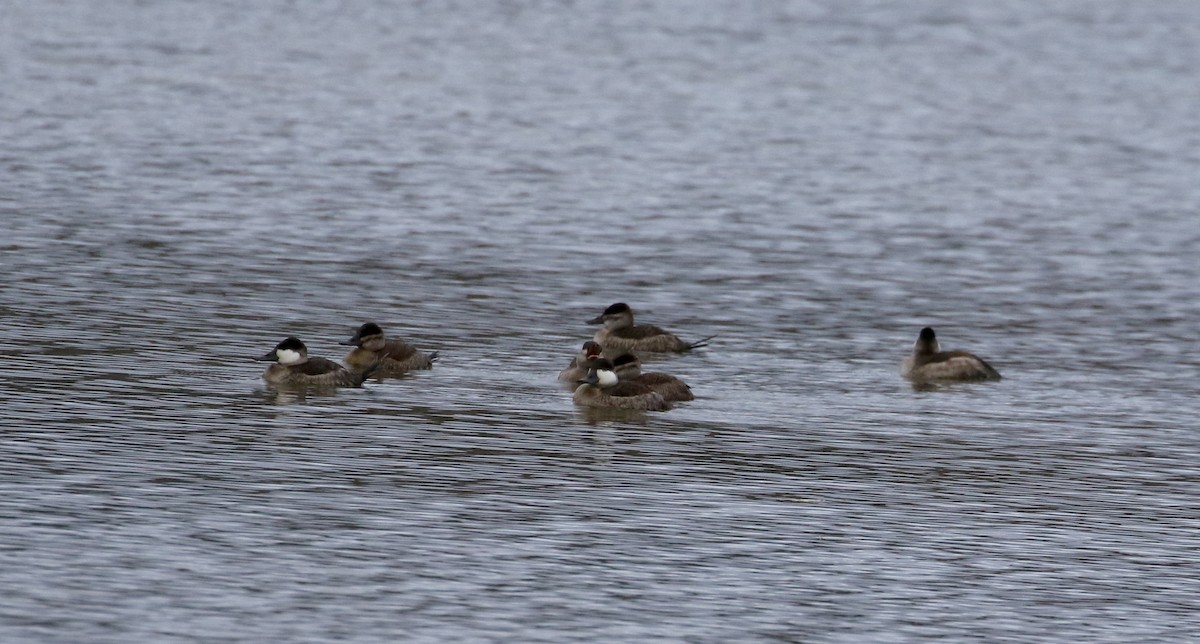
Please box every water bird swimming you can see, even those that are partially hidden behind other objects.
[573,358,671,411]
[901,327,1001,383]
[340,322,437,376]
[610,353,694,401]
[587,303,712,356]
[256,337,375,387]
[558,340,604,382]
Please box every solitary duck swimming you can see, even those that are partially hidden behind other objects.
[558,340,604,382]
[587,303,712,356]
[256,337,373,387]
[610,353,694,401]
[340,322,437,376]
[573,359,671,411]
[901,327,1001,383]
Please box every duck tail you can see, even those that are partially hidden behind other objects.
[685,335,716,351]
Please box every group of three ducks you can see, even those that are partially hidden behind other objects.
[256,303,1001,410]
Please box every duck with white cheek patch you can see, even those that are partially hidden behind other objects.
[573,358,671,411]
[256,337,375,387]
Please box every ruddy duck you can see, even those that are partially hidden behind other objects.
[573,359,671,411]
[901,327,1001,383]
[587,303,712,355]
[256,337,373,387]
[610,353,694,401]
[340,322,437,376]
[558,340,604,382]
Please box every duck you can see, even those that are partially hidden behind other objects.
[256,337,374,387]
[901,327,1001,383]
[340,322,437,376]
[573,359,671,411]
[558,340,604,382]
[587,303,712,356]
[610,353,694,401]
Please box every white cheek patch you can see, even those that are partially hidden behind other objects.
[276,349,304,365]
[597,369,619,386]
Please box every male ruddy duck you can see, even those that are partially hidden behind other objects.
[558,340,604,382]
[610,353,694,402]
[340,322,437,376]
[256,337,373,387]
[573,359,671,411]
[901,327,1001,383]
[587,303,712,356]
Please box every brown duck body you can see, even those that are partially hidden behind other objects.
[257,337,370,387]
[573,381,671,411]
[263,357,367,387]
[345,339,435,376]
[901,327,1001,383]
[611,354,694,401]
[588,303,710,356]
[341,323,436,377]
[628,371,694,402]
[572,358,671,411]
[593,325,695,356]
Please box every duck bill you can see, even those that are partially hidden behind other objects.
[586,315,604,324]
[254,350,277,362]
[338,336,360,346]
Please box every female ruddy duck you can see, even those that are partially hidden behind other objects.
[901,327,1001,383]
[256,337,373,387]
[573,359,670,411]
[587,303,712,356]
[610,353,694,401]
[558,340,604,382]
[340,322,437,376]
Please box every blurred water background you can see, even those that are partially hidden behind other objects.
[2,1,1199,641]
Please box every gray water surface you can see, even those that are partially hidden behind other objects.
[2,1,1199,642]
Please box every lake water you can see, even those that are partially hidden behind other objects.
[2,1,1199,641]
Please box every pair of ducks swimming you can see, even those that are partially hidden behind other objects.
[257,305,1001,404]
[256,322,437,387]
[560,303,713,411]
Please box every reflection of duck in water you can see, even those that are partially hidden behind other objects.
[587,303,712,356]
[340,322,437,376]
[261,385,340,405]
[573,359,670,411]
[901,327,1001,383]
[256,337,373,387]
[558,340,604,382]
[610,353,694,402]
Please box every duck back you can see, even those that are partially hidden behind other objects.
[573,383,670,411]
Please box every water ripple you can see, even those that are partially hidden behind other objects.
[3,1,1200,642]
